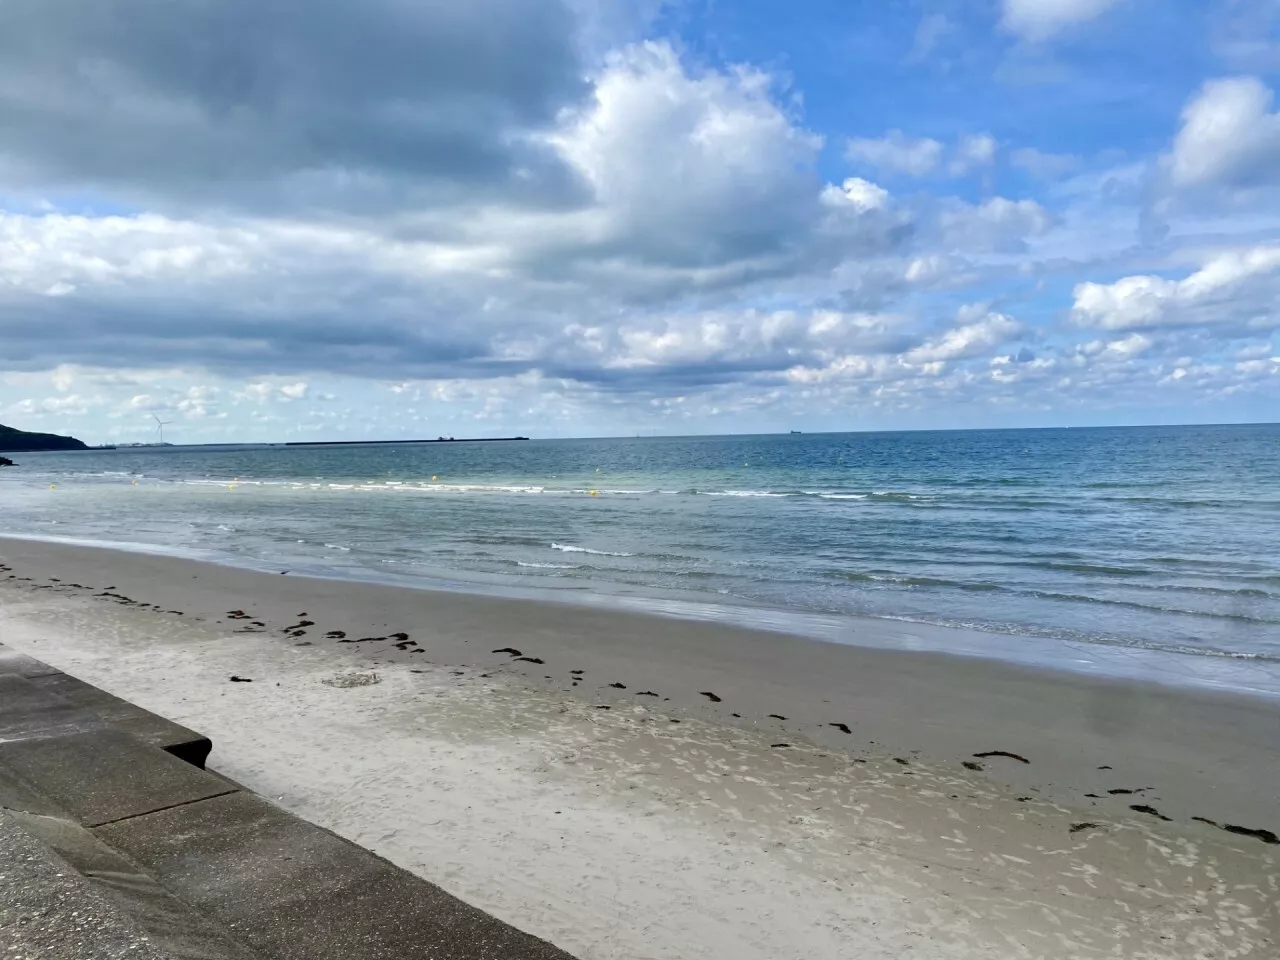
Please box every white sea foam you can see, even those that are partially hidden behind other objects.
[701,490,788,498]
[551,542,634,557]
[517,561,579,569]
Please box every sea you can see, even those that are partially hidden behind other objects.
[2,424,1278,695]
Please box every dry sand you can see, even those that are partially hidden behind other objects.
[1,536,1277,959]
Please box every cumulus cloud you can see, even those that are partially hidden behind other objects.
[1000,0,1128,42]
[1165,76,1280,191]
[0,0,587,214]
[846,131,944,177]
[1071,244,1280,332]
[906,309,1023,363]
[539,42,828,270]
[0,0,1272,437]
[0,40,915,391]
[950,134,998,176]
[937,197,1054,252]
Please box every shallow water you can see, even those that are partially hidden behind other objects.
[3,424,1278,685]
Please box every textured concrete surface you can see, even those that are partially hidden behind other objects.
[10,810,261,960]
[98,791,576,960]
[31,671,212,766]
[0,728,234,827]
[0,811,176,960]
[0,643,580,959]
[0,646,59,678]
[0,672,99,741]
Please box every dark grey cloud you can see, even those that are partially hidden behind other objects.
[0,0,589,212]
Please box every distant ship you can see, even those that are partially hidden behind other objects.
[790,430,802,434]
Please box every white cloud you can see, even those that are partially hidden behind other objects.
[1071,244,1280,331]
[543,42,826,268]
[1010,147,1079,179]
[950,134,998,175]
[846,130,943,177]
[1166,76,1280,190]
[280,382,309,400]
[820,177,890,213]
[127,394,166,412]
[906,310,1023,363]
[1103,332,1153,359]
[937,197,1054,252]
[1001,0,1128,42]
[847,131,1001,179]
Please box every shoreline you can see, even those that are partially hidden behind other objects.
[4,530,1278,701]
[2,535,1278,957]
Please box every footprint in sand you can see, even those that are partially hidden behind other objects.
[609,682,626,689]
[325,631,346,639]
[493,647,522,656]
[829,723,851,734]
[699,691,722,702]
[768,714,787,721]
[515,656,545,664]
[963,760,984,771]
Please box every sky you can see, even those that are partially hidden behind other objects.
[1,0,1278,444]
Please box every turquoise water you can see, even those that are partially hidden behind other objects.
[3,425,1278,687]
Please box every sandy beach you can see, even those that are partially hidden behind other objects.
[1,535,1277,959]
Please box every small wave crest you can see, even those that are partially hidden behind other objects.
[551,542,634,557]
[516,561,580,569]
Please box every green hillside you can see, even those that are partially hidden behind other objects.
[0,423,88,452]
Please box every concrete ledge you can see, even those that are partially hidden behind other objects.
[0,644,580,959]
[8,810,262,960]
[97,791,576,960]
[0,646,61,678]
[0,729,235,828]
[30,671,213,767]
[0,673,101,742]
[0,810,179,960]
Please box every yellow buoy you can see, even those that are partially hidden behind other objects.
[589,489,598,496]
[49,483,56,490]
[432,475,438,482]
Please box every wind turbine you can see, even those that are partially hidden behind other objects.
[151,414,174,445]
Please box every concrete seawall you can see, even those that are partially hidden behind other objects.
[0,641,577,960]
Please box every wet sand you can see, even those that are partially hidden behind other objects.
[1,535,1277,958]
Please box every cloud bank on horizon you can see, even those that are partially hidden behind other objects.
[1,0,1277,442]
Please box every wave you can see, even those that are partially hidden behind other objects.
[829,571,1002,591]
[697,490,789,498]
[551,542,634,557]
[516,561,580,570]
